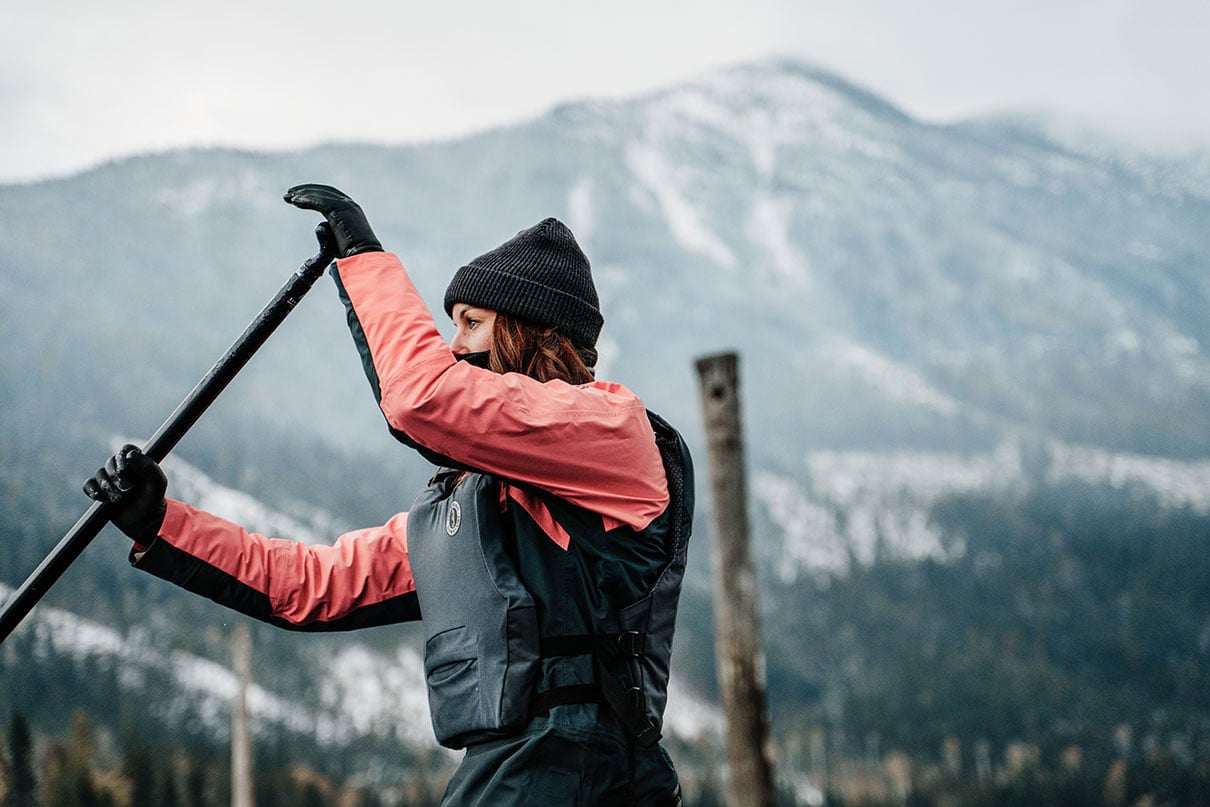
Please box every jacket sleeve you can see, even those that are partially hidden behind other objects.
[331,251,669,531]
[131,499,421,631]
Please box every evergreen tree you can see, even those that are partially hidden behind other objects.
[124,740,157,807]
[40,743,74,807]
[3,711,35,807]
[156,759,182,807]
[40,712,103,807]
[67,711,101,807]
[358,787,386,807]
[183,756,208,807]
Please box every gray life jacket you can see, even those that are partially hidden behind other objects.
[405,412,693,750]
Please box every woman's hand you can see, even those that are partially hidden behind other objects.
[284,184,384,258]
[83,445,167,543]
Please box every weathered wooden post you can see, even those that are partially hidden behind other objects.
[232,622,255,807]
[695,351,776,807]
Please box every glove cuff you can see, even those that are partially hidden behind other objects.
[346,242,384,256]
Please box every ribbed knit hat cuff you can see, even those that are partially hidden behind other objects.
[444,266,604,350]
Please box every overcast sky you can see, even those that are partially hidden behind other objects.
[2,0,1208,184]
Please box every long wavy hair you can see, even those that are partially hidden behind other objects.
[487,313,595,384]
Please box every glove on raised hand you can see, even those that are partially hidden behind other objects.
[83,445,168,543]
[283,184,383,258]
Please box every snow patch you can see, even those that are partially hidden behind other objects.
[826,340,961,417]
[743,108,778,180]
[25,602,131,661]
[1047,442,1210,512]
[803,446,1018,565]
[318,644,434,745]
[755,472,848,576]
[170,651,315,737]
[756,444,1020,574]
[625,142,737,269]
[166,458,325,542]
[155,168,273,220]
[567,176,596,247]
[103,438,337,543]
[746,194,812,288]
[663,681,724,741]
[757,444,1024,574]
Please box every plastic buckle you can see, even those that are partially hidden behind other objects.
[618,630,645,657]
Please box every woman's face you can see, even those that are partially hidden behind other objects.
[449,303,497,355]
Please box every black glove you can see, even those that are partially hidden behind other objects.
[312,220,339,259]
[83,445,168,543]
[283,184,383,258]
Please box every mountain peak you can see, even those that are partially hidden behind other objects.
[675,56,915,125]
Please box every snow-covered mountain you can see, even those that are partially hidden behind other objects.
[3,58,1207,467]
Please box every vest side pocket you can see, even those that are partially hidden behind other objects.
[424,626,482,747]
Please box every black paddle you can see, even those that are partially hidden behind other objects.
[0,226,337,643]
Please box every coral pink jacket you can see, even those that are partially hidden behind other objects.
[138,252,668,630]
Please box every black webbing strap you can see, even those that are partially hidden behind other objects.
[530,684,604,715]
[540,631,646,659]
[532,631,661,748]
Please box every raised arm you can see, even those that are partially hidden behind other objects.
[281,184,669,530]
[331,250,668,531]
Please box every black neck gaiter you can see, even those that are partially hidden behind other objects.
[454,351,492,369]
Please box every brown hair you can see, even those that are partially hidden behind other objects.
[447,314,595,486]
[487,313,595,385]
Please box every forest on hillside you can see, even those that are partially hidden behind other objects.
[757,481,1210,805]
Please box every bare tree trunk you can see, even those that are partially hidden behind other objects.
[695,352,776,807]
[232,622,255,807]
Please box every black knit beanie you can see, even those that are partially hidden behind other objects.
[444,218,603,362]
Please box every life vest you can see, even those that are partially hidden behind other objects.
[406,412,693,750]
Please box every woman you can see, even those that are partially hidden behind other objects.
[86,185,694,806]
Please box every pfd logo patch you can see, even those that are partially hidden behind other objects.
[446,500,462,536]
